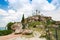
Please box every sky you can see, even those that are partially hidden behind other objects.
[0,0,60,27]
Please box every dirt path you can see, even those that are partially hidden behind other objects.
[0,33,21,40]
[0,33,46,40]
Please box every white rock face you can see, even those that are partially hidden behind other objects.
[10,31,46,40]
[10,37,46,40]
[15,28,23,34]
[33,31,41,37]
[11,23,23,34]
[30,37,46,40]
[22,29,33,34]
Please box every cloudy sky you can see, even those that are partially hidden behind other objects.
[0,0,60,27]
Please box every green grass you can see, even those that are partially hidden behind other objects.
[0,30,13,36]
[28,21,42,28]
[22,34,33,38]
[57,30,60,40]
[48,27,60,40]
[30,27,42,32]
[28,21,60,40]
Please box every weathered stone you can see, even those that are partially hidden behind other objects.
[36,25,45,29]
[33,31,41,37]
[15,29,23,34]
[11,22,23,34]
[22,29,33,35]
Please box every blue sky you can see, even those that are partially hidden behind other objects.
[0,0,9,10]
[47,0,52,3]
[0,0,54,10]
[0,0,60,27]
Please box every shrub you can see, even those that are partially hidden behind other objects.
[6,22,14,30]
[0,30,13,36]
[28,21,41,28]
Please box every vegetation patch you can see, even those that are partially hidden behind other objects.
[0,30,13,36]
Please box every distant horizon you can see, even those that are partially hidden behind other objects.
[0,27,7,30]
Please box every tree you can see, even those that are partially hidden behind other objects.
[35,10,40,15]
[21,14,25,29]
[21,14,25,23]
[6,22,14,30]
[32,10,40,16]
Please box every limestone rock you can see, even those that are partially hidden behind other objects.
[11,22,23,34]
[22,29,33,35]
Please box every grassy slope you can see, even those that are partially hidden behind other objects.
[28,21,60,40]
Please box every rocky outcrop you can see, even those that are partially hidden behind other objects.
[11,23,32,34]
[22,29,33,35]
[36,25,45,29]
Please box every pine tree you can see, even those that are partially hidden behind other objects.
[35,10,40,15]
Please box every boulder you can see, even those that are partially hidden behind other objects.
[22,29,33,35]
[11,23,23,31]
[36,25,45,29]
[15,29,23,34]
[33,31,41,37]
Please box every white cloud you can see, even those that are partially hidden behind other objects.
[8,0,16,4]
[8,10,16,13]
[0,0,60,27]
[51,0,60,8]
[41,7,60,21]
[0,9,7,15]
[42,4,56,11]
[32,0,56,11]
[0,9,21,27]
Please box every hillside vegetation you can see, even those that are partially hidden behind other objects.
[0,14,60,40]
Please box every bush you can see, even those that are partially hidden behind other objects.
[0,30,13,36]
[28,21,41,28]
[6,22,14,30]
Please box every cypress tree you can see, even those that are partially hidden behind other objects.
[21,14,25,29]
[21,14,24,23]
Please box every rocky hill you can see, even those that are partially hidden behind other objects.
[6,14,60,40]
[24,15,60,28]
